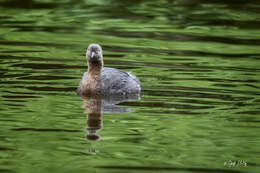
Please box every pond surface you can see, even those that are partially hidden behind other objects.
[0,0,260,173]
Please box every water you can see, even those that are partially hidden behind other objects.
[0,0,260,173]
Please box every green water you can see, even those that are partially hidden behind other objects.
[0,0,260,173]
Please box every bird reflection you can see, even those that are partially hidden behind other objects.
[80,94,140,141]
[83,97,102,141]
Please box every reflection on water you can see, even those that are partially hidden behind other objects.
[0,0,260,173]
[83,97,103,141]
[81,94,140,141]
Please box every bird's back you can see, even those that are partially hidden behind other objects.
[101,67,140,95]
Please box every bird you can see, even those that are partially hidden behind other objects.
[77,44,141,97]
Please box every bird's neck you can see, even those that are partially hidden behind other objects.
[87,61,103,77]
[81,61,103,96]
[88,67,102,78]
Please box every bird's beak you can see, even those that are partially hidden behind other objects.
[90,51,99,61]
[91,52,96,59]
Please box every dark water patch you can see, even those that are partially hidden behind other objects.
[0,20,35,25]
[104,54,125,58]
[0,147,16,151]
[166,68,212,72]
[104,60,143,68]
[11,128,81,132]
[0,169,17,173]
[2,95,40,99]
[0,50,47,54]
[0,0,61,9]
[18,75,75,80]
[0,61,17,65]
[96,166,243,173]
[106,65,139,70]
[11,61,139,71]
[213,84,237,88]
[168,63,259,73]
[218,107,240,111]
[0,54,76,62]
[0,72,29,79]
[205,0,258,5]
[118,137,144,143]
[233,102,252,107]
[245,84,260,90]
[104,45,260,60]
[253,99,260,103]
[0,16,12,20]
[137,110,204,115]
[26,86,75,92]
[162,57,195,61]
[223,116,260,123]
[143,76,259,88]
[236,111,260,115]
[3,99,27,103]
[175,98,228,105]
[102,31,260,46]
[107,60,259,73]
[235,118,260,123]
[3,103,25,107]
[143,89,253,102]
[2,25,78,33]
[91,3,150,19]
[183,77,258,84]
[119,101,214,110]
[0,41,74,48]
[11,63,85,70]
[3,91,37,95]
[203,19,260,30]
[145,85,260,97]
[0,81,57,85]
